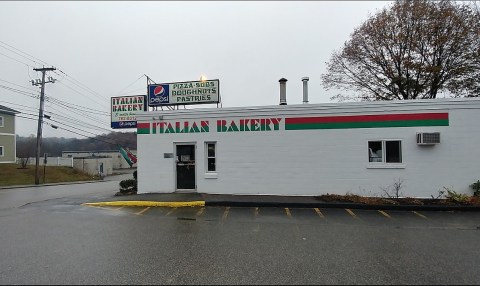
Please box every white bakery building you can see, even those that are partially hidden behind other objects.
[135,81,480,198]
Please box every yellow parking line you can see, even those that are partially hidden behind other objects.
[412,211,428,219]
[378,210,391,218]
[345,208,357,218]
[254,207,259,217]
[85,205,115,211]
[314,208,325,218]
[166,208,177,216]
[222,207,230,221]
[135,207,151,215]
[285,208,292,218]
[196,207,205,217]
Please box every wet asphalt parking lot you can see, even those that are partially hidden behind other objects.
[1,180,480,285]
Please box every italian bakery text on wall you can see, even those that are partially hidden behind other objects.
[143,118,282,134]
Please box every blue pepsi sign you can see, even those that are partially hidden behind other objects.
[148,84,170,106]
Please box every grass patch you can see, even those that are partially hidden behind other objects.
[0,163,101,186]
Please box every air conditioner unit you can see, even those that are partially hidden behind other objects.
[416,132,440,145]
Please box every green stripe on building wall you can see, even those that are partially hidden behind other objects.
[285,119,449,130]
[137,128,150,134]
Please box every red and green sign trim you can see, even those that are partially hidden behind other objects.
[137,112,449,134]
[137,122,150,134]
[285,112,448,130]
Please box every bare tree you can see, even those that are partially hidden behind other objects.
[321,0,480,101]
[16,135,36,168]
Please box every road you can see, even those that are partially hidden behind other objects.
[0,173,479,285]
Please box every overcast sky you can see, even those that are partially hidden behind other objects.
[0,1,391,139]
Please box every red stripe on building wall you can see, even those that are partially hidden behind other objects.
[137,122,150,129]
[285,113,448,125]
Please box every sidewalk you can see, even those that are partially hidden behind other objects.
[84,192,480,211]
[2,180,479,211]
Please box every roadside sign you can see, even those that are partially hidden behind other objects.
[111,95,146,129]
[148,79,220,106]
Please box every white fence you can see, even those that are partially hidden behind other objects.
[16,157,74,167]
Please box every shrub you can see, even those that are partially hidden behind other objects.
[444,187,469,203]
[119,179,137,194]
[470,180,480,197]
[380,178,404,199]
[116,170,138,196]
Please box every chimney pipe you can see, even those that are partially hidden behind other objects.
[302,77,309,104]
[279,78,287,105]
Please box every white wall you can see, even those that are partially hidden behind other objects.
[72,157,113,176]
[62,151,137,169]
[136,98,480,197]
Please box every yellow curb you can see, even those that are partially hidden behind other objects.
[82,201,205,207]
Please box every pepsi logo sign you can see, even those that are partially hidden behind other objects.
[148,84,170,106]
[154,86,165,96]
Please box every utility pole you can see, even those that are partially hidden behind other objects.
[32,67,56,185]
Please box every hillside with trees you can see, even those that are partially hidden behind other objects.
[16,132,137,158]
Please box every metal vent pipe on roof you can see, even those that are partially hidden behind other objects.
[302,77,309,104]
[279,78,287,105]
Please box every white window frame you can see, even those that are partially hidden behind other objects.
[0,146,4,157]
[367,140,405,169]
[205,142,217,178]
[0,116,3,127]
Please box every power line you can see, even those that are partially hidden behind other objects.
[2,100,128,144]
[16,114,133,150]
[0,97,113,134]
[0,51,33,67]
[47,123,119,147]
[0,84,39,99]
[54,70,109,104]
[0,41,108,108]
[0,40,49,67]
[119,87,147,95]
[16,111,118,146]
[112,74,145,96]
[46,96,110,116]
[46,117,117,143]
[44,108,114,133]
[0,76,111,134]
[0,100,39,112]
[0,77,40,93]
[0,76,111,119]
[55,80,108,109]
[44,98,110,126]
[16,114,38,121]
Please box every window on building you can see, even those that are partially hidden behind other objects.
[0,116,3,127]
[0,146,4,157]
[206,142,216,172]
[368,140,402,163]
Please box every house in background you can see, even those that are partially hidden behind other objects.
[0,105,19,163]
